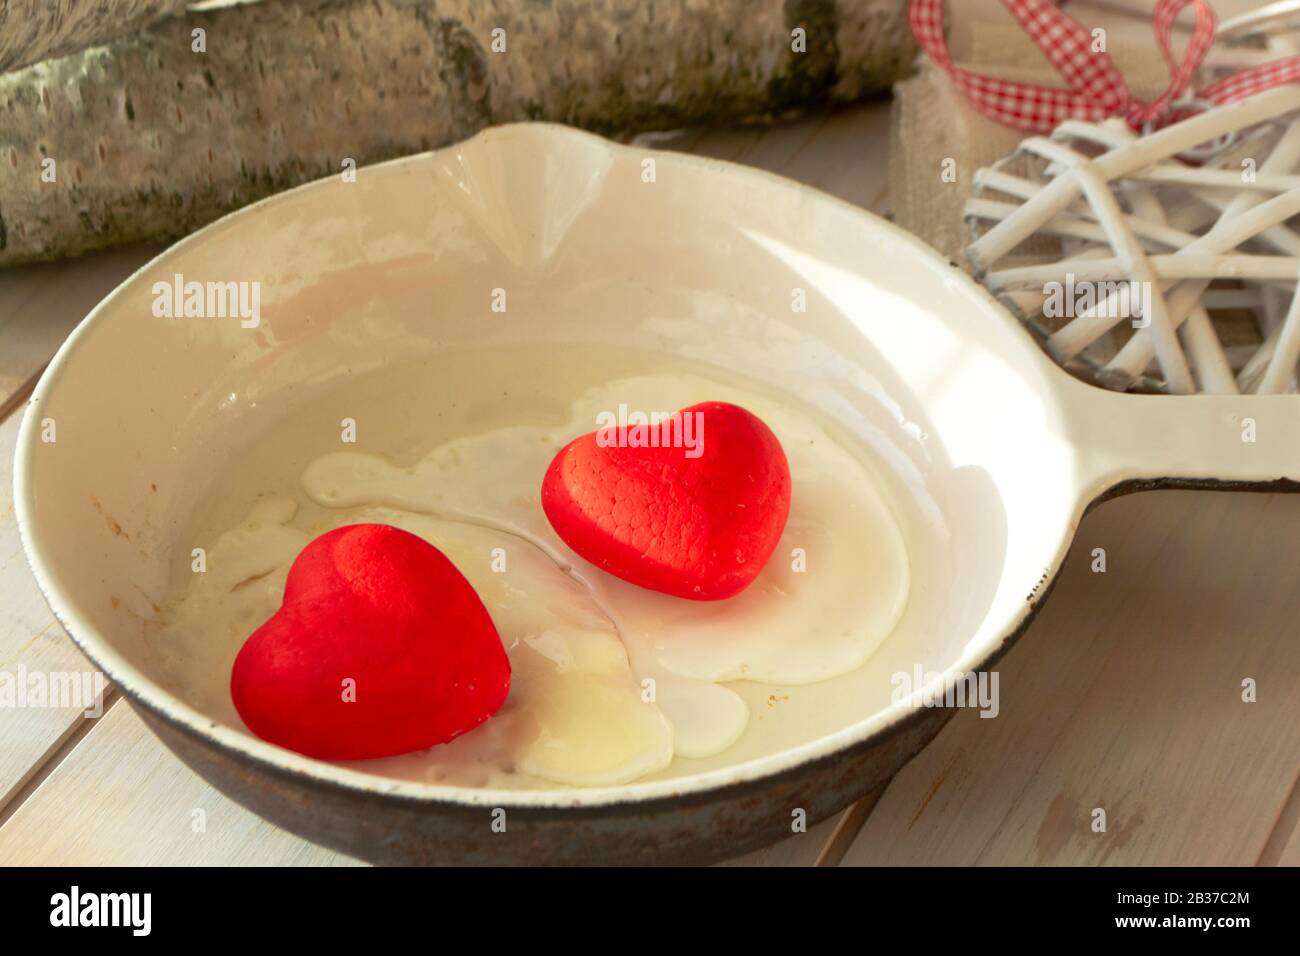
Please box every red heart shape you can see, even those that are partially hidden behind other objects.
[541,401,791,600]
[231,523,510,760]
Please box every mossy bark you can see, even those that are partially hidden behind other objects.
[0,0,914,265]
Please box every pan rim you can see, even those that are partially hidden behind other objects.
[13,121,1076,810]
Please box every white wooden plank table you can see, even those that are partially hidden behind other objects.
[0,100,1295,866]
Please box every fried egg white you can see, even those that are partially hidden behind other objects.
[301,374,909,764]
[159,500,674,787]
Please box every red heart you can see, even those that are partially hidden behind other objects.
[231,523,510,761]
[541,401,791,600]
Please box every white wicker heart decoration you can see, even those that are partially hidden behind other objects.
[965,83,1300,395]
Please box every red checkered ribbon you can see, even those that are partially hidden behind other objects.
[909,0,1300,133]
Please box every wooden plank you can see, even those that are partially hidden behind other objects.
[842,490,1300,866]
[776,102,892,214]
[0,689,842,866]
[1273,824,1300,866]
[721,810,844,867]
[0,411,117,814]
[0,701,360,866]
[814,785,887,866]
[0,245,161,419]
[1259,774,1300,866]
[643,103,893,215]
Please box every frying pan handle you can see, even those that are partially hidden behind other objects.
[1065,378,1300,501]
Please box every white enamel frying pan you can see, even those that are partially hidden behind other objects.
[15,124,1300,864]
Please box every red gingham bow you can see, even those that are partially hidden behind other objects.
[909,0,1300,133]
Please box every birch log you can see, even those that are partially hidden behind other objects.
[0,0,913,266]
[0,0,191,74]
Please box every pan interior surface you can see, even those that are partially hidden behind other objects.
[16,124,1085,805]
